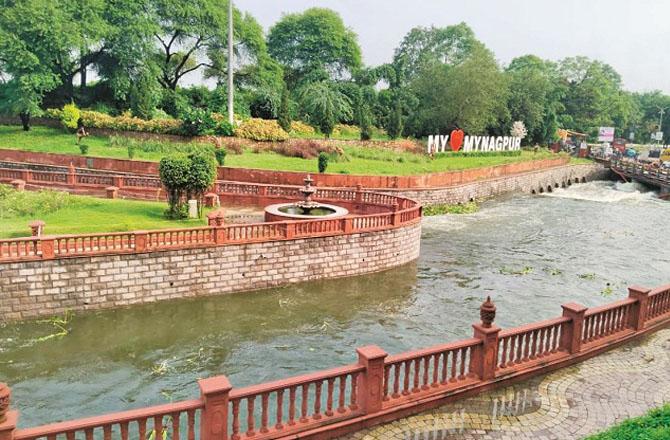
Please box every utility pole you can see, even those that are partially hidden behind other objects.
[227,0,234,126]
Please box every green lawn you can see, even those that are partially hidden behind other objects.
[0,186,209,238]
[584,404,670,439]
[0,125,576,176]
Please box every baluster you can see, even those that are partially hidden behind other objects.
[338,375,347,413]
[261,393,270,433]
[171,413,180,440]
[450,349,458,382]
[350,373,358,410]
[440,352,449,384]
[421,356,430,390]
[313,381,323,419]
[276,389,285,429]
[383,365,391,400]
[120,421,129,440]
[522,333,531,361]
[412,358,421,392]
[85,428,94,440]
[515,334,523,364]
[529,330,538,359]
[187,409,195,440]
[326,379,335,416]
[288,386,297,425]
[153,415,163,440]
[499,337,508,368]
[247,396,256,436]
[103,425,112,440]
[300,384,309,422]
[393,364,401,397]
[138,418,147,440]
[402,360,411,394]
[231,400,241,439]
[432,353,439,387]
[459,348,467,379]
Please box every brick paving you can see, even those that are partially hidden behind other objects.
[339,329,670,440]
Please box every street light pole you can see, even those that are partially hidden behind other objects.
[227,0,234,126]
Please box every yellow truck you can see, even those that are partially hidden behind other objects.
[661,148,670,162]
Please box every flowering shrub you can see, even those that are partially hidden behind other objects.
[235,118,289,142]
[44,108,63,120]
[511,121,528,139]
[332,123,360,138]
[61,103,80,131]
[179,108,217,136]
[253,139,343,160]
[290,121,316,136]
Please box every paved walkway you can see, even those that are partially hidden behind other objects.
[340,329,670,440]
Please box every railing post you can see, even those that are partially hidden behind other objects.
[285,222,296,239]
[199,376,232,440]
[471,297,500,380]
[356,345,387,415]
[20,169,30,183]
[560,303,588,353]
[113,176,123,188]
[67,163,76,186]
[391,203,400,226]
[40,237,55,260]
[342,217,353,234]
[355,184,363,204]
[628,285,652,330]
[0,383,17,440]
[134,231,148,253]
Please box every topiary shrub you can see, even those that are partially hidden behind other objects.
[159,153,217,219]
[235,118,289,142]
[214,148,227,166]
[61,103,81,131]
[318,152,329,173]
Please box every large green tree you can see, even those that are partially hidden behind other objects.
[267,8,362,87]
[299,81,353,138]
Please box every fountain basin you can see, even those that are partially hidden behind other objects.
[265,203,349,222]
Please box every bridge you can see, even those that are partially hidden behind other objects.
[610,159,670,198]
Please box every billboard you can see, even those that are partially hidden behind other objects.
[597,127,615,142]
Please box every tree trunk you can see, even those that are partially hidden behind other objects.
[80,62,87,89]
[19,113,30,131]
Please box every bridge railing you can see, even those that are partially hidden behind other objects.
[2,283,670,440]
[611,159,670,183]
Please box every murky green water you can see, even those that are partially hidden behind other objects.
[2,181,669,428]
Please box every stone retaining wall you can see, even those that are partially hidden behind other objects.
[390,164,610,205]
[0,222,421,322]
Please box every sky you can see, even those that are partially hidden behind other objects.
[236,0,670,93]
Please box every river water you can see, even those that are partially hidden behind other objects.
[1,181,669,428]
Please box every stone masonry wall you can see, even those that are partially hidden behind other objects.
[0,223,421,322]
[390,164,611,205]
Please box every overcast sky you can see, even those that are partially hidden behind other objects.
[237,0,670,93]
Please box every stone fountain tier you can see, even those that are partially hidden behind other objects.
[264,174,349,222]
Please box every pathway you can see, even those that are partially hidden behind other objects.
[339,329,670,440]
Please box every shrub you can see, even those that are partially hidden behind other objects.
[0,184,79,217]
[79,144,89,155]
[127,145,136,159]
[224,138,248,155]
[61,103,81,131]
[318,152,329,173]
[332,124,361,138]
[159,153,217,219]
[214,148,227,166]
[179,108,217,136]
[44,108,63,120]
[108,136,214,156]
[267,139,344,160]
[290,121,316,136]
[211,113,234,136]
[235,118,289,142]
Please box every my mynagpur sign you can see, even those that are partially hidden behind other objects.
[427,129,522,154]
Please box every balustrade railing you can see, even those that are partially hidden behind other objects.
[3,284,670,440]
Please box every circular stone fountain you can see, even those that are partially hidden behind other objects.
[264,175,349,222]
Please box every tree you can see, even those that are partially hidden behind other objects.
[268,8,362,87]
[393,23,482,85]
[387,96,404,139]
[277,83,292,133]
[130,67,161,119]
[505,55,565,144]
[299,81,353,138]
[159,152,216,219]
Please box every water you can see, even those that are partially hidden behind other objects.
[2,181,669,428]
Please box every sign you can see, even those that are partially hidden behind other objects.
[427,129,521,154]
[653,131,664,141]
[597,127,615,142]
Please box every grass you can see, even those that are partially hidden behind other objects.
[584,404,670,439]
[0,125,576,176]
[0,185,209,238]
[423,201,479,216]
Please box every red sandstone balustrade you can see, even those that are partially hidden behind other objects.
[497,317,569,370]
[28,170,68,184]
[227,364,365,440]
[580,298,636,345]
[13,399,203,440]
[352,213,393,231]
[52,232,136,257]
[75,173,115,186]
[146,227,216,250]
[0,169,22,180]
[646,285,670,323]
[224,222,285,243]
[294,218,344,237]
[382,338,482,407]
[0,238,40,260]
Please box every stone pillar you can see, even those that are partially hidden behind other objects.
[342,217,353,234]
[204,193,220,208]
[355,184,363,204]
[198,376,232,440]
[391,203,401,226]
[9,180,25,191]
[285,222,296,239]
[356,345,387,415]
[207,210,225,227]
[134,231,148,253]
[628,285,652,330]
[0,383,17,440]
[560,303,588,354]
[40,237,56,260]
[113,176,123,188]
[67,163,76,186]
[28,220,45,237]
[471,297,500,381]
[105,186,119,199]
[20,169,30,183]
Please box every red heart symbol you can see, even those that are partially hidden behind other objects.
[450,129,464,152]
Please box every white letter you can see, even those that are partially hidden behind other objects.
[496,136,503,151]
[464,136,475,152]
[515,138,521,150]
[480,136,489,151]
[427,135,438,153]
[503,137,510,150]
[440,135,450,153]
